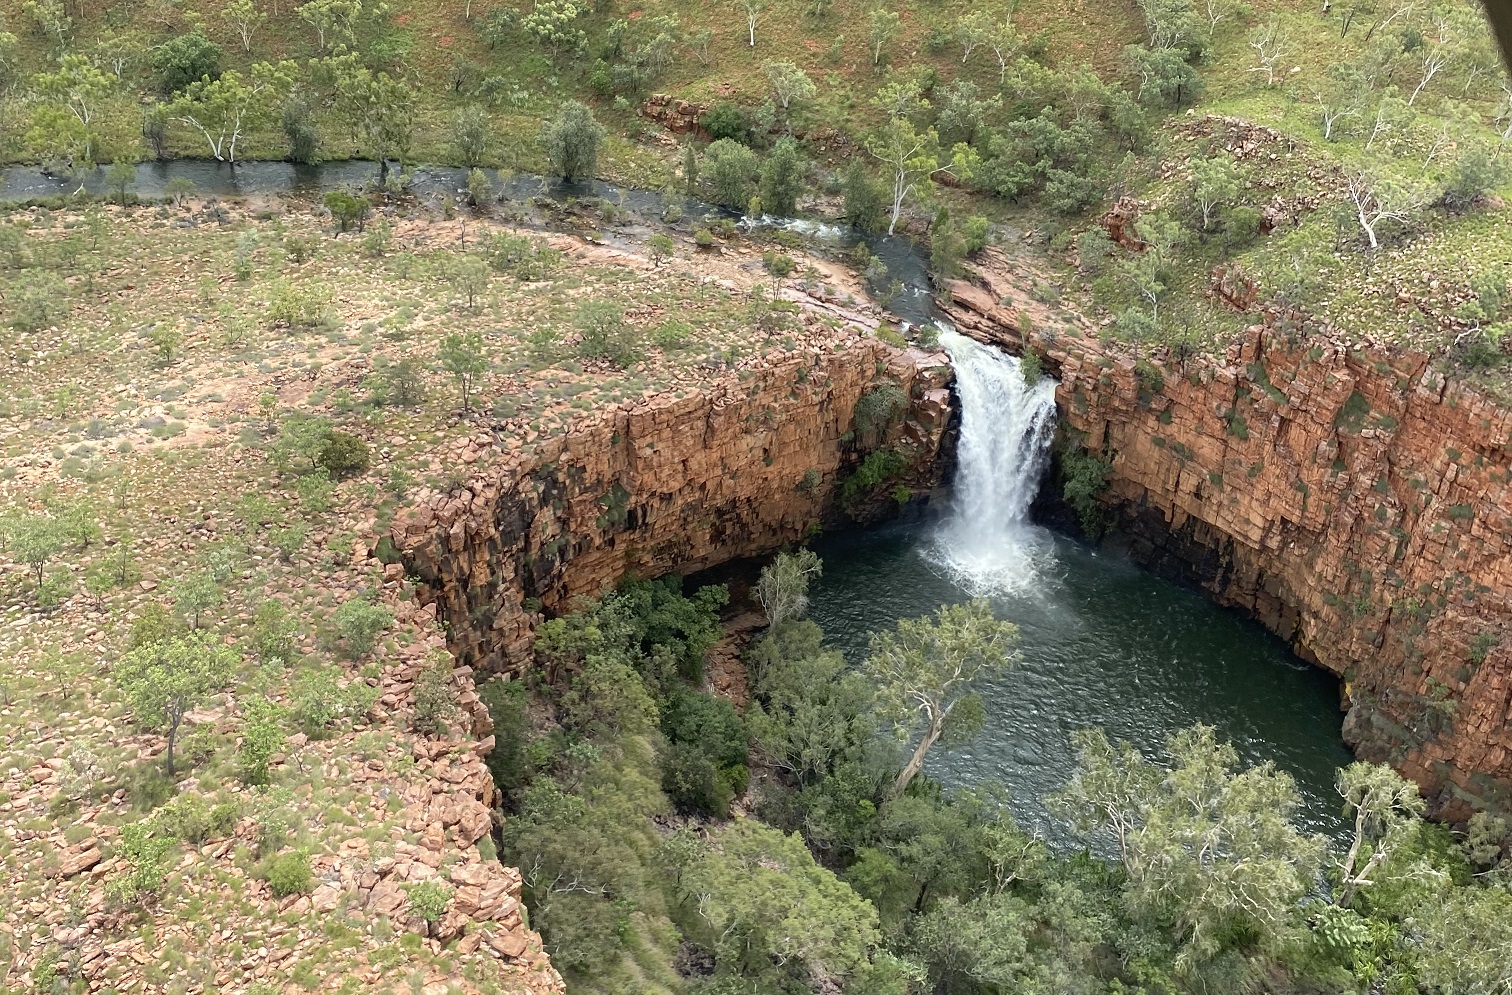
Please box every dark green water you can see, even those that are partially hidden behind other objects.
[805,520,1354,843]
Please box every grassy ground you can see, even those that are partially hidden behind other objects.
[0,192,888,993]
[0,0,1142,171]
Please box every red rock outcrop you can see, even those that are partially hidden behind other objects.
[944,264,1512,819]
[640,93,709,137]
[394,341,953,676]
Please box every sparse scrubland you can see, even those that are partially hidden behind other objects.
[5,0,1512,991]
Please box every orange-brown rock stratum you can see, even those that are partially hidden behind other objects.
[393,336,953,676]
[944,252,1512,819]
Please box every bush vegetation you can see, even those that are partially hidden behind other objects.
[483,553,1512,995]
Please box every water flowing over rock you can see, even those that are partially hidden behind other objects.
[943,256,1512,820]
[931,328,1058,597]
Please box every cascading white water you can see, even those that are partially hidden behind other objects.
[930,327,1060,596]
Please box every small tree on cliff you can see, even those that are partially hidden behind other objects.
[756,548,822,628]
[115,631,238,777]
[437,331,486,413]
[864,599,1019,798]
[1332,761,1425,907]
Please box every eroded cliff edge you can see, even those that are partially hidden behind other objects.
[945,255,1512,819]
[392,336,952,676]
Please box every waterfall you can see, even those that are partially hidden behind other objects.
[930,327,1060,596]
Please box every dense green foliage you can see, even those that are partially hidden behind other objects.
[1058,443,1113,537]
[483,555,1512,995]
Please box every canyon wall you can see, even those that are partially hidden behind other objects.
[392,339,953,676]
[945,266,1512,819]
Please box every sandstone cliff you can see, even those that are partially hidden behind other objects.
[944,261,1512,819]
[393,338,953,676]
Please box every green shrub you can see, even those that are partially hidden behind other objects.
[853,384,907,445]
[252,601,299,664]
[265,281,331,328]
[264,851,313,897]
[1221,205,1262,253]
[1134,358,1165,399]
[1462,327,1506,369]
[840,448,909,507]
[1076,227,1115,275]
[963,215,991,254]
[411,654,458,735]
[576,299,643,366]
[155,794,240,844]
[1060,447,1112,536]
[331,598,392,658]
[316,430,370,479]
[36,569,73,608]
[152,30,221,94]
[406,880,452,922]
[292,666,379,737]
[479,678,531,801]
[283,234,318,263]
[237,697,287,786]
[703,102,748,142]
[662,689,748,771]
[694,227,716,249]
[105,822,175,906]
[10,274,70,331]
[1020,350,1043,387]
[1334,391,1372,433]
[652,318,693,350]
[323,191,369,233]
[660,742,738,817]
[762,251,796,277]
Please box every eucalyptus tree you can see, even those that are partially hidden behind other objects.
[755,548,822,628]
[864,599,1019,798]
[32,55,113,159]
[733,0,765,47]
[170,61,296,163]
[864,115,979,235]
[116,631,238,777]
[329,55,413,182]
[1332,761,1425,907]
[542,101,605,182]
[1053,725,1325,972]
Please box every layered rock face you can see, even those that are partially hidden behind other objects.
[394,340,953,676]
[945,268,1512,819]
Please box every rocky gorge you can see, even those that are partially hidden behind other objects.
[392,333,954,676]
[943,252,1512,820]
[389,241,1512,824]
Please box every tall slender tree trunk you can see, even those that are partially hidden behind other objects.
[891,713,944,798]
[165,718,179,777]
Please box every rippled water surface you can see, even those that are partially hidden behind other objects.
[805,520,1354,843]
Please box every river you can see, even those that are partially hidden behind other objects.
[0,158,938,326]
[805,331,1353,844]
